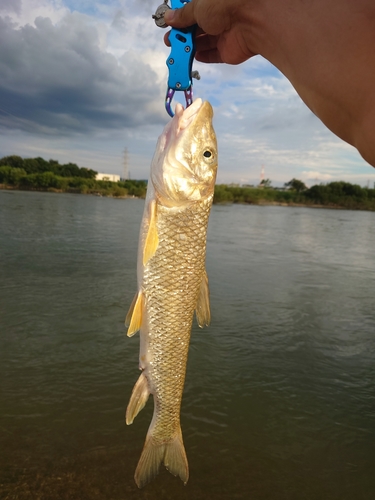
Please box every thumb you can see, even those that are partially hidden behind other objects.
[164,3,196,28]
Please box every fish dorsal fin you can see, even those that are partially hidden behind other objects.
[125,291,144,337]
[195,270,211,328]
[143,200,159,266]
[126,372,150,425]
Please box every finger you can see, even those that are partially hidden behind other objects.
[164,31,171,47]
[164,2,196,28]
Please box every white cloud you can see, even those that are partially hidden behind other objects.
[303,171,333,181]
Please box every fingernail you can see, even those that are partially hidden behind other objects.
[164,9,175,23]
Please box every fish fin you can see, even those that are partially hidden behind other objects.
[125,292,137,327]
[143,200,159,266]
[195,270,211,328]
[134,429,189,488]
[134,436,165,489]
[125,291,144,337]
[126,372,150,425]
[164,428,189,484]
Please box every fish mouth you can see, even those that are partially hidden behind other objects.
[174,98,204,135]
[161,99,205,154]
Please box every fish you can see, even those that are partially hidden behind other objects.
[125,98,218,488]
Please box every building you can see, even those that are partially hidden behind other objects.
[95,173,120,182]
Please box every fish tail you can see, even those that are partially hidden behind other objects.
[134,427,189,488]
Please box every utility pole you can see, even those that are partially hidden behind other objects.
[260,164,265,185]
[123,147,129,181]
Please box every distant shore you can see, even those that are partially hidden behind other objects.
[2,155,375,211]
[2,184,372,211]
[0,183,133,199]
[213,183,375,211]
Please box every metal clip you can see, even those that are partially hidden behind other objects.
[152,0,170,28]
[153,0,197,117]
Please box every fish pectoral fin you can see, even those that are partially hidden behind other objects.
[134,428,189,489]
[143,199,159,266]
[195,270,211,328]
[126,372,150,425]
[125,291,144,337]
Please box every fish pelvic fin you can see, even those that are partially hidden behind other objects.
[134,427,189,489]
[125,291,144,337]
[143,199,159,266]
[126,372,150,425]
[195,270,211,328]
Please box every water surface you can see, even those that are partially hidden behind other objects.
[1,190,374,499]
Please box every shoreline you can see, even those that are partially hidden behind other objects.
[2,184,372,211]
[0,184,136,199]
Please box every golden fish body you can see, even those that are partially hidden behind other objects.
[125,99,218,488]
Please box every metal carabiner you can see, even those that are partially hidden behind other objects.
[153,0,197,117]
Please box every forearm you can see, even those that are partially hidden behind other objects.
[250,0,375,166]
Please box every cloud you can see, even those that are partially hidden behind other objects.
[303,171,333,181]
[0,12,165,135]
[0,0,21,14]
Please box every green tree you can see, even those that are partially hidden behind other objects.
[214,185,234,203]
[260,178,272,188]
[285,178,307,192]
[0,155,25,169]
[0,166,27,184]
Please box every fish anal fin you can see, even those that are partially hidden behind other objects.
[125,291,144,337]
[126,372,150,425]
[143,200,159,266]
[134,428,189,488]
[195,270,211,328]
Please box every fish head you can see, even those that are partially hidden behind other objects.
[151,99,218,207]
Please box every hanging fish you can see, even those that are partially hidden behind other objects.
[126,98,218,488]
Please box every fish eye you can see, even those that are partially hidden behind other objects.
[203,150,212,158]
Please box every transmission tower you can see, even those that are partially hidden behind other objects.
[123,147,129,181]
[260,164,265,184]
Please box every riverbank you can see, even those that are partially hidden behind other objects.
[2,156,375,211]
[213,183,375,211]
[0,183,131,198]
[0,181,146,199]
[2,183,373,211]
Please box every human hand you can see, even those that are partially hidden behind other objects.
[164,0,375,168]
[163,0,258,65]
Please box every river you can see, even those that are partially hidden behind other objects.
[0,190,374,499]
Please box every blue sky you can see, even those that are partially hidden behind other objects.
[0,0,374,186]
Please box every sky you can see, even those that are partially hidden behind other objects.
[0,0,374,187]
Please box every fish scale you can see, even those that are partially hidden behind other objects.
[144,197,212,441]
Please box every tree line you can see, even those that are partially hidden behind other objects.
[1,155,97,178]
[1,156,375,210]
[0,155,147,198]
[214,179,375,210]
